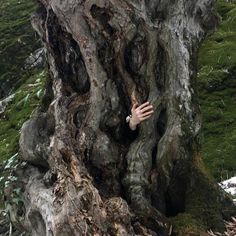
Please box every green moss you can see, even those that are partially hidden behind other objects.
[199,87,236,181]
[169,213,206,236]
[185,190,222,231]
[197,0,236,181]
[0,0,46,214]
[216,0,236,18]
[0,0,40,90]
[0,69,46,162]
[182,161,226,233]
[0,0,45,162]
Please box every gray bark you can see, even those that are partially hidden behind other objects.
[5,0,236,235]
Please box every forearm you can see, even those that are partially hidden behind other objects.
[122,119,139,142]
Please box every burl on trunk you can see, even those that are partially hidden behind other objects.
[8,0,236,235]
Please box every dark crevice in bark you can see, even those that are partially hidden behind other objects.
[165,160,188,217]
[157,108,167,137]
[97,39,114,78]
[124,29,149,102]
[151,147,158,174]
[90,5,115,36]
[46,10,91,95]
[84,157,123,199]
[124,31,147,76]
[145,0,168,22]
[29,163,49,175]
[61,152,70,165]
[149,108,168,216]
[43,170,58,187]
[28,211,46,236]
[73,104,88,129]
[63,38,91,95]
[149,108,167,181]
[155,45,167,94]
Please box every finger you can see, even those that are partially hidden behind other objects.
[140,115,151,121]
[137,101,150,110]
[132,102,139,110]
[140,110,154,117]
[140,105,154,113]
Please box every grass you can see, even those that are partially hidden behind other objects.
[0,0,40,92]
[0,69,46,162]
[198,0,236,181]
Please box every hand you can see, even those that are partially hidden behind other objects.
[129,101,154,130]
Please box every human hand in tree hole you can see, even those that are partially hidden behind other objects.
[129,101,154,130]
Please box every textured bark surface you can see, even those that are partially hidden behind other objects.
[7,0,236,235]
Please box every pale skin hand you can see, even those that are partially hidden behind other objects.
[129,101,154,130]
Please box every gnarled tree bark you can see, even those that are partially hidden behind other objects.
[7,0,236,235]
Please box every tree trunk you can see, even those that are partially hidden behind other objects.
[8,0,236,235]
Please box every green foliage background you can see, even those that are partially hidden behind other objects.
[198,0,236,181]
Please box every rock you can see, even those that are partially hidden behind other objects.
[0,93,15,116]
[0,210,8,235]
[19,110,55,167]
[24,48,45,70]
[0,80,16,100]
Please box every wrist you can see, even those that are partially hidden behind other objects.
[129,117,137,130]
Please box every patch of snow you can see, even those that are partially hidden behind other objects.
[4,153,18,169]
[222,69,229,74]
[24,48,45,69]
[218,176,236,204]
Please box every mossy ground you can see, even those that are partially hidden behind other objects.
[197,0,236,182]
[0,69,46,162]
[0,0,45,163]
[0,69,46,210]
[169,213,208,236]
[0,0,40,94]
[0,0,46,211]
